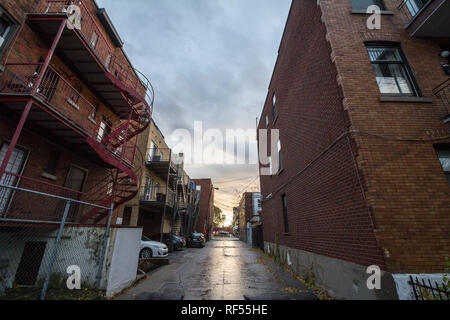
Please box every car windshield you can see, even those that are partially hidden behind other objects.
[142,236,151,242]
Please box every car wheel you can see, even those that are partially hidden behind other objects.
[140,248,153,259]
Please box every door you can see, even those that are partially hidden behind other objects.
[0,143,28,214]
[15,242,47,286]
[62,165,87,221]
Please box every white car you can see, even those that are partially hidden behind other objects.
[140,236,168,258]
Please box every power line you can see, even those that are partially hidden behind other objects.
[214,175,259,184]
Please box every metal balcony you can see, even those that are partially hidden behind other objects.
[28,0,154,118]
[140,188,176,212]
[398,0,450,37]
[145,148,180,181]
[433,79,450,124]
[0,62,136,166]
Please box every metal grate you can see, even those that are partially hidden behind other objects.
[408,276,449,300]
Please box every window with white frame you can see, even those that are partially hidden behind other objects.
[144,176,153,201]
[272,93,277,121]
[277,140,283,173]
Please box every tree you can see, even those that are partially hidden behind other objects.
[214,206,226,227]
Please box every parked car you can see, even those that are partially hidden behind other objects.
[187,233,206,248]
[153,234,184,251]
[140,236,168,259]
[173,235,187,248]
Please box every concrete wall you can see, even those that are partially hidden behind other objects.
[265,242,399,300]
[105,227,142,297]
[0,225,109,296]
[0,225,142,297]
[393,273,447,300]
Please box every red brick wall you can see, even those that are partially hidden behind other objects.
[259,0,450,274]
[193,179,214,236]
[258,0,385,268]
[0,0,146,224]
[0,116,111,221]
[238,192,254,241]
[318,0,450,274]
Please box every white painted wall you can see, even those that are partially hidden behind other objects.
[105,227,142,298]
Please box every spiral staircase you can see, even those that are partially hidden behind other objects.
[80,67,153,224]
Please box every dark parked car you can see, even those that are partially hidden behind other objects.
[152,234,184,251]
[173,235,187,248]
[187,233,205,248]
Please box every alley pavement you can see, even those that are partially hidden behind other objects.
[116,237,316,300]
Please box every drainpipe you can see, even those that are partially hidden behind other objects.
[0,19,66,179]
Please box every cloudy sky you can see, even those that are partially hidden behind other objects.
[97,0,291,224]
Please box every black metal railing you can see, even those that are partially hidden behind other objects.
[398,0,431,22]
[433,78,450,114]
[409,276,449,300]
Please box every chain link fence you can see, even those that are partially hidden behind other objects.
[0,178,113,300]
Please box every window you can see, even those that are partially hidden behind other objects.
[149,141,158,161]
[366,45,419,96]
[154,183,160,197]
[0,7,18,59]
[272,93,278,121]
[68,82,82,108]
[277,140,283,173]
[269,156,273,175]
[44,149,60,175]
[350,0,385,11]
[434,144,450,185]
[105,54,112,70]
[90,32,99,49]
[281,194,289,234]
[143,176,153,201]
[0,143,28,213]
[90,102,99,120]
[404,0,428,17]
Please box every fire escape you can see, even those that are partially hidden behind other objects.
[0,1,153,223]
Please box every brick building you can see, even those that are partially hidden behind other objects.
[123,118,192,247]
[0,0,153,297]
[258,0,449,300]
[192,178,215,240]
[238,192,262,246]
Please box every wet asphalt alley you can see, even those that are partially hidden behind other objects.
[116,238,315,300]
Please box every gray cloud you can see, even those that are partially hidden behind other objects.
[97,0,290,215]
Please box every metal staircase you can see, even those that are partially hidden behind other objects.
[80,68,153,223]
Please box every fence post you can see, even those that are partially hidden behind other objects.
[40,200,71,300]
[96,203,114,289]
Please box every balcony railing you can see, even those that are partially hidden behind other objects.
[0,62,135,164]
[398,0,431,22]
[433,79,450,118]
[34,0,154,107]
[0,172,107,223]
[141,187,176,207]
